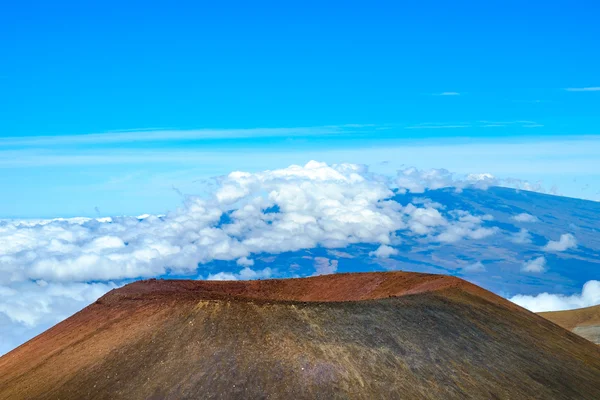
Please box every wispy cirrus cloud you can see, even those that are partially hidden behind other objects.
[565,87,600,92]
[405,123,471,129]
[1,136,598,179]
[405,120,544,129]
[434,92,461,96]
[0,125,372,147]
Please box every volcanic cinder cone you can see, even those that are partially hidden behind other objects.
[1,272,600,399]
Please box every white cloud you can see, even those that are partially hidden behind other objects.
[410,197,444,209]
[238,267,272,280]
[404,204,447,234]
[405,124,471,129]
[205,272,238,281]
[404,121,544,131]
[512,228,532,244]
[394,166,544,196]
[522,256,546,273]
[236,257,254,267]
[435,211,497,243]
[369,245,399,258]
[400,204,497,243]
[510,280,600,312]
[313,257,338,276]
[565,87,600,92]
[461,261,486,273]
[436,226,495,243]
[326,250,355,259]
[206,266,273,281]
[0,161,406,284]
[0,281,116,354]
[512,213,538,223]
[396,167,457,193]
[437,92,461,96]
[543,233,577,252]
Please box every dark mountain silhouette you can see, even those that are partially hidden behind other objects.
[1,272,600,399]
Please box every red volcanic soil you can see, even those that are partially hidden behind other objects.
[99,271,505,303]
[1,272,600,399]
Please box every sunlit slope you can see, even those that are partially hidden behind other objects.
[1,272,600,400]
[540,304,600,344]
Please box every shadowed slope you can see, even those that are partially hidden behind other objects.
[540,304,600,344]
[1,272,600,400]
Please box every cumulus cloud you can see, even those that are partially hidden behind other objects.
[461,261,486,273]
[512,229,532,244]
[236,257,255,267]
[401,205,496,243]
[410,197,444,209]
[0,280,116,355]
[395,167,498,194]
[1,161,504,287]
[522,256,546,273]
[435,211,497,243]
[396,168,457,194]
[239,267,273,280]
[394,167,544,195]
[543,233,577,252]
[510,280,600,312]
[0,161,402,284]
[512,213,538,223]
[313,257,338,276]
[0,281,115,327]
[206,272,238,281]
[206,267,273,281]
[369,245,399,259]
[403,204,446,235]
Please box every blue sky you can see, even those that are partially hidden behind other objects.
[1,1,600,355]
[1,1,600,217]
[2,1,600,134]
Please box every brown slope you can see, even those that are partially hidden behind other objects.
[1,271,600,400]
[539,304,600,344]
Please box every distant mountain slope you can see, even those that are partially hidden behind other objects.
[540,304,600,344]
[1,272,600,400]
[388,186,600,296]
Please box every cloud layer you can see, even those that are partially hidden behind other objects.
[511,280,600,312]
[1,161,507,286]
[0,160,593,355]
